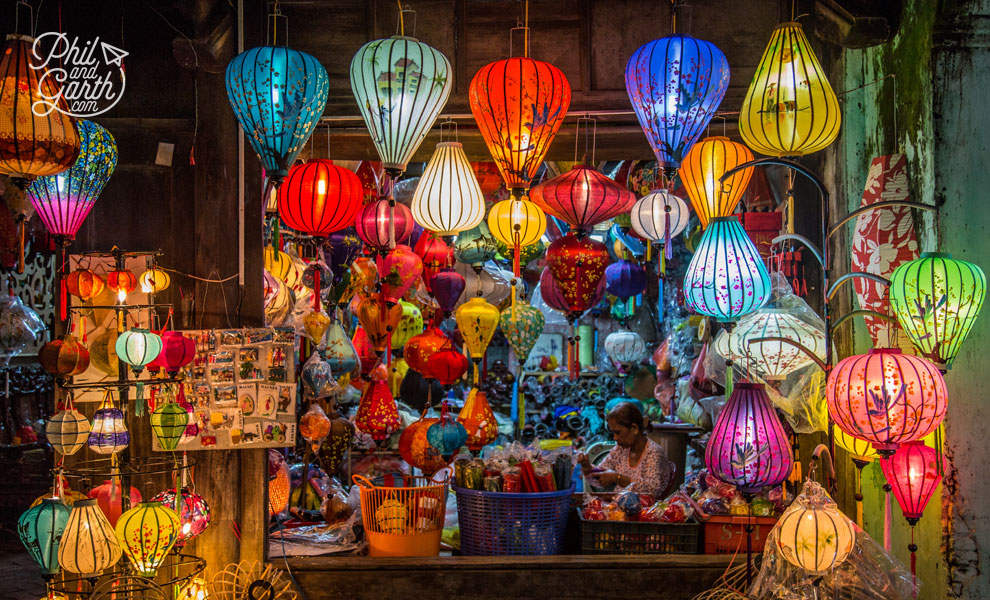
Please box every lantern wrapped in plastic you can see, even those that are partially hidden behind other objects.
[679,137,755,228]
[399,417,448,475]
[39,335,89,378]
[881,441,942,526]
[324,322,359,375]
[546,234,610,318]
[453,222,499,267]
[355,199,415,250]
[353,367,401,441]
[301,353,334,397]
[318,408,356,474]
[412,142,486,235]
[604,260,647,300]
[716,309,826,380]
[604,331,648,367]
[683,216,771,322]
[0,294,46,365]
[775,480,856,574]
[46,408,90,456]
[888,252,986,369]
[405,327,450,374]
[499,302,545,365]
[88,404,129,455]
[302,310,332,343]
[826,349,946,456]
[264,270,292,327]
[392,301,424,350]
[115,328,163,374]
[705,382,793,493]
[381,245,423,304]
[455,297,500,377]
[625,35,730,176]
[264,248,295,283]
[350,36,452,174]
[226,46,329,185]
[458,388,498,452]
[58,499,121,575]
[355,297,403,353]
[115,502,180,577]
[739,22,841,157]
[530,165,636,236]
[430,270,466,318]
[151,488,211,547]
[151,401,189,451]
[65,269,105,300]
[18,498,71,579]
[469,57,571,192]
[277,159,363,237]
[148,331,196,376]
[300,403,332,452]
[89,480,143,527]
[426,349,469,387]
[454,261,513,308]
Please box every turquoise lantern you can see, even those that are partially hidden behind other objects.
[115,329,163,374]
[18,498,71,579]
[453,221,499,268]
[427,414,467,460]
[225,46,329,187]
[683,216,770,322]
[350,35,452,176]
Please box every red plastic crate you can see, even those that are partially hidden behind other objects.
[702,515,778,554]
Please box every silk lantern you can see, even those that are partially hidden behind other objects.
[353,366,401,441]
[148,331,196,376]
[430,270,466,317]
[453,222,499,267]
[487,197,547,277]
[58,499,121,575]
[827,348,946,456]
[350,36,452,174]
[427,349,469,386]
[115,328,163,374]
[388,357,409,397]
[679,137,755,228]
[27,120,116,240]
[499,301,545,365]
[412,142,486,235]
[318,408,356,474]
[546,234,610,317]
[324,321,359,375]
[139,268,170,294]
[355,297,403,353]
[107,269,137,299]
[604,331,648,366]
[530,165,636,235]
[625,35,730,177]
[115,502,180,577]
[717,309,826,380]
[630,190,690,259]
[46,409,90,456]
[88,404,129,455]
[497,238,545,266]
[381,244,423,304]
[683,216,771,322]
[39,335,89,378]
[264,248,295,283]
[469,57,571,192]
[151,488,211,547]
[151,401,189,451]
[889,252,986,369]
[881,441,942,525]
[392,300,424,349]
[455,297,500,382]
[415,232,455,287]
[323,228,364,279]
[459,388,498,452]
[353,328,380,377]
[775,480,856,574]
[539,267,606,315]
[605,260,647,300]
[405,327,449,374]
[355,199,415,251]
[277,159,363,237]
[739,22,841,157]
[225,46,328,185]
[399,417,448,475]
[65,269,105,300]
[18,498,71,578]
[452,261,514,308]
[705,382,793,493]
[89,480,143,527]
[427,415,468,459]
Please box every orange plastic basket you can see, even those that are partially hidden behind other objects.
[353,473,448,557]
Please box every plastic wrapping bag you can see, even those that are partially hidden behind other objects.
[0,293,46,365]
[530,281,569,326]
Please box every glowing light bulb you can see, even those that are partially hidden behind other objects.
[117,289,127,303]
[317,178,327,195]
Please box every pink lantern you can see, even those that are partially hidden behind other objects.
[826,348,946,456]
[880,441,942,525]
[380,244,423,304]
[148,332,196,376]
[354,199,414,251]
[705,382,793,493]
[530,164,636,235]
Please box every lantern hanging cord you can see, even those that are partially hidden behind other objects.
[397,0,404,36]
[157,267,238,284]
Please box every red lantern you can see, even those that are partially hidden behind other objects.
[826,348,946,456]
[415,233,455,291]
[107,269,137,295]
[530,165,636,235]
[405,327,450,374]
[353,366,400,441]
[39,335,90,377]
[469,57,571,193]
[546,234,610,317]
[277,159,363,237]
[354,199,414,251]
[148,332,196,376]
[88,480,142,526]
[881,441,942,525]
[539,267,605,314]
[352,327,380,378]
[398,417,448,475]
[381,244,423,304]
[65,269,105,300]
[427,349,469,386]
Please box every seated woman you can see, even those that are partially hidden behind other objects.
[578,402,674,499]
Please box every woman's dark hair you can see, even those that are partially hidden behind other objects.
[606,401,652,434]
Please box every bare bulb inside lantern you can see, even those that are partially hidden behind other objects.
[117,289,127,303]
[317,178,327,195]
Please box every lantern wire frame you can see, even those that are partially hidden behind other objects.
[410,139,486,236]
[49,553,205,598]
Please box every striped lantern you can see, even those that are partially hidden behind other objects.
[138,268,171,293]
[714,309,826,380]
[115,328,163,374]
[775,480,856,574]
[151,488,211,547]
[604,331,648,366]
[679,136,755,228]
[18,497,71,578]
[151,401,189,451]
[107,269,137,297]
[46,409,91,456]
[88,405,129,455]
[354,199,415,251]
[58,498,122,575]
[277,159,364,237]
[39,335,90,378]
[115,502,180,577]
[411,142,486,236]
[629,191,690,259]
[65,269,105,300]
[529,165,636,235]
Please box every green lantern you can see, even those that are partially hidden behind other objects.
[454,221,499,267]
[499,301,545,366]
[18,498,71,579]
[151,401,189,451]
[889,252,986,369]
[496,238,545,266]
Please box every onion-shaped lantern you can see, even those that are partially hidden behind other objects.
[18,497,71,579]
[88,403,129,455]
[499,301,545,366]
[427,415,467,460]
[530,165,636,236]
[459,388,498,452]
[405,326,449,374]
[39,335,89,378]
[46,408,90,456]
[826,348,946,456]
[430,270,466,317]
[715,309,826,380]
[277,159,364,237]
[605,259,647,300]
[58,499,121,575]
[604,331,648,366]
[880,441,942,525]
[353,366,401,441]
[546,234,610,318]
[115,328,163,374]
[487,197,547,277]
[426,349,469,386]
[115,502,180,577]
[775,480,856,574]
[151,488,211,547]
[679,136,755,228]
[412,142,486,236]
[355,199,415,251]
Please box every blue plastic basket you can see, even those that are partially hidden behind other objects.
[454,485,574,555]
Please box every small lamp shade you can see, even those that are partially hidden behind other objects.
[58,498,122,575]
[405,326,449,374]
[604,331,648,366]
[355,199,415,250]
[115,502,180,577]
[301,356,334,397]
[888,252,986,369]
[278,159,363,237]
[412,142,486,236]
[392,301,424,350]
[350,36,452,173]
[148,331,196,376]
[225,46,329,185]
[455,297,501,364]
[880,441,943,524]
[629,191,690,243]
[139,268,171,294]
[705,382,793,493]
[775,480,856,574]
[18,498,71,578]
[739,22,841,157]
[499,301,545,365]
[149,488,210,547]
[324,322,359,375]
[65,269,105,300]
[546,234,610,317]
[151,402,189,451]
[530,165,636,235]
[470,57,571,192]
[715,309,826,380]
[46,409,91,456]
[115,328,163,373]
[426,349,469,386]
[679,136,755,228]
[683,216,771,322]
[454,221,499,267]
[88,406,129,455]
[605,259,647,300]
[381,244,424,304]
[826,348,946,456]
[353,368,401,441]
[39,335,90,378]
[459,388,498,452]
[625,35,730,175]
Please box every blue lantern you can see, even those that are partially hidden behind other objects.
[605,259,647,300]
[683,216,770,322]
[427,415,467,459]
[625,35,730,177]
[18,498,71,578]
[225,46,329,186]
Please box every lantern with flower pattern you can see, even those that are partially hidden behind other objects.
[775,480,856,574]
[546,234,610,318]
[499,302,545,365]
[453,222,499,268]
[115,502,180,577]
[405,327,449,374]
[353,366,401,441]
[151,488,211,547]
[355,297,403,353]
[324,322,359,375]
[381,244,423,304]
[458,388,498,452]
[18,498,70,579]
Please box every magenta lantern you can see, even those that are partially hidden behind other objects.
[148,332,196,376]
[430,269,466,317]
[355,199,414,251]
[380,244,423,304]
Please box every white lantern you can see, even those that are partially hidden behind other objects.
[59,498,122,575]
[411,142,486,236]
[775,480,856,574]
[717,309,825,381]
[630,190,689,243]
[46,409,90,455]
[604,331,647,365]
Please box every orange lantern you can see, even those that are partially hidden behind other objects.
[405,327,450,375]
[398,417,448,475]
[458,388,498,452]
[355,297,403,353]
[65,269,105,300]
[39,335,90,378]
[107,269,137,298]
[679,136,755,228]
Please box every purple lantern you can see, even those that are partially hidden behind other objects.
[540,268,606,313]
[605,259,647,300]
[705,382,792,494]
[430,270,466,317]
[322,228,363,281]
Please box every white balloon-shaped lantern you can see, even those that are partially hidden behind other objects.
[604,330,648,366]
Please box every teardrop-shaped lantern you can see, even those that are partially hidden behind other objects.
[353,367,401,441]
[458,388,498,452]
[880,441,942,524]
[455,297,501,373]
[27,120,116,240]
[324,321,360,375]
[739,22,841,157]
[546,234,610,317]
[499,301,545,365]
[453,221,499,267]
[381,244,423,304]
[225,46,329,186]
[469,57,571,192]
[412,142,486,235]
[679,136,754,228]
[318,407,356,474]
[392,300,424,349]
[430,270,466,317]
[350,36,452,174]
[277,159,364,237]
[683,216,770,322]
[530,165,636,235]
[625,35,730,177]
[18,497,71,578]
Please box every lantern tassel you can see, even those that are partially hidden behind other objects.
[388,201,396,249]
[855,463,864,528]
[910,528,917,598]
[664,211,672,260]
[510,370,519,426]
[646,242,651,263]
[884,485,893,552]
[135,382,145,417]
[513,242,521,279]
[724,360,733,396]
[314,267,321,311]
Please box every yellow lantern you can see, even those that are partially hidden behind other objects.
[455,297,500,383]
[834,428,878,463]
[739,22,841,157]
[58,498,122,575]
[139,268,171,293]
[411,142,486,236]
[263,247,295,283]
[391,301,424,350]
[388,357,409,398]
[678,137,755,228]
[487,197,546,276]
[115,502,180,577]
[775,481,855,574]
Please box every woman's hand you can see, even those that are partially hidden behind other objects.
[592,471,620,487]
[577,453,592,471]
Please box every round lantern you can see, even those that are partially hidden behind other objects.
[65,269,105,300]
[679,136,755,228]
[392,301,424,350]
[469,57,571,192]
[277,159,363,237]
[546,234,610,317]
[355,297,403,353]
[58,498,121,575]
[604,331,648,366]
[716,309,826,380]
[705,382,793,493]
[225,46,329,185]
[455,297,501,366]
[39,335,90,378]
[530,165,636,235]
[452,261,514,308]
[605,260,647,300]
[539,267,606,315]
[107,269,137,297]
[149,331,196,376]
[18,497,71,578]
[499,301,546,365]
[151,488,211,547]
[427,416,468,459]
[300,402,332,451]
[739,22,841,157]
[151,401,189,451]
[888,252,986,369]
[115,328,163,374]
[826,349,946,456]
[487,198,547,271]
[683,216,771,322]
[454,221,499,267]
[459,388,498,452]
[138,268,171,294]
[324,321,359,375]
[427,349,469,386]
[350,36,452,174]
[318,408,356,474]
[629,190,690,245]
[89,480,143,527]
[399,417,448,475]
[88,406,129,455]
[353,367,401,441]
[115,502,180,577]
[405,327,450,374]
[381,244,424,304]
[834,427,879,463]
[775,480,856,574]
[412,142,486,236]
[355,199,415,250]
[46,409,91,455]
[881,441,942,525]
[264,248,295,283]
[416,232,456,287]
[430,270,467,317]
[497,238,545,266]
[625,35,730,176]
